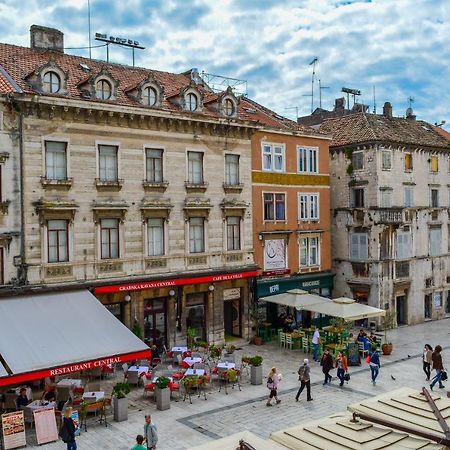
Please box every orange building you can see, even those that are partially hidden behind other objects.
[243,99,333,324]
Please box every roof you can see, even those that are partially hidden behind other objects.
[432,125,450,141]
[320,112,450,149]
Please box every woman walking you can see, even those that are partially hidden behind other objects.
[59,407,77,450]
[430,345,445,390]
[320,349,334,385]
[423,344,433,381]
[369,347,381,385]
[266,367,281,406]
[335,351,348,387]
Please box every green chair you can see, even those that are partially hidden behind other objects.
[258,327,269,342]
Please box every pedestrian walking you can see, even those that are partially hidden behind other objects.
[423,344,433,381]
[311,327,321,362]
[335,351,348,387]
[430,345,445,390]
[320,348,334,384]
[266,367,281,406]
[58,407,77,450]
[132,435,146,450]
[144,414,158,450]
[295,358,313,402]
[368,348,381,385]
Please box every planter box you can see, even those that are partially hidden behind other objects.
[156,387,170,411]
[113,397,128,422]
[250,365,263,385]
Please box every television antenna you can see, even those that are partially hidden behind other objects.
[318,79,329,109]
[309,57,318,113]
[408,96,415,109]
[95,33,145,66]
[284,106,299,120]
[341,87,361,108]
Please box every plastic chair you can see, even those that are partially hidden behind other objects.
[358,341,368,358]
[127,370,140,387]
[121,363,128,380]
[301,337,309,353]
[143,382,155,398]
[279,332,286,348]
[285,334,293,350]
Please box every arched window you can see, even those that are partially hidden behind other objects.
[186,93,198,112]
[143,86,157,106]
[43,71,61,93]
[96,79,112,100]
[224,98,235,116]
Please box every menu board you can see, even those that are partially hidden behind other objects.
[33,408,58,445]
[347,343,361,366]
[1,411,26,449]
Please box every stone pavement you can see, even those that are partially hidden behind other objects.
[24,318,450,449]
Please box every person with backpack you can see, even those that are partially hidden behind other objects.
[320,348,334,385]
[266,366,281,406]
[295,359,313,402]
[59,407,77,450]
[368,347,381,385]
[335,351,348,387]
[430,345,445,390]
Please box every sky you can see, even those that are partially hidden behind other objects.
[0,0,449,127]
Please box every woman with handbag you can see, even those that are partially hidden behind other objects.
[266,367,281,406]
[59,407,77,450]
[335,351,348,387]
[430,345,445,390]
[422,344,433,381]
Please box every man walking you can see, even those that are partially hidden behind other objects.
[295,359,313,402]
[144,414,158,450]
[311,327,321,362]
[430,345,445,390]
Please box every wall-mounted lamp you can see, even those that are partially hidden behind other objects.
[124,294,131,303]
[169,289,176,297]
[258,234,263,241]
[208,285,215,292]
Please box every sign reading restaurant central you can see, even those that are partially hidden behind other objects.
[94,270,258,294]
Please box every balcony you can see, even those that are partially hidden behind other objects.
[142,180,169,192]
[185,181,208,193]
[222,182,244,194]
[373,208,403,224]
[41,177,73,190]
[95,178,123,191]
[351,262,370,278]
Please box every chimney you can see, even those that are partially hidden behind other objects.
[383,102,393,118]
[30,25,64,53]
[352,103,369,113]
[334,97,345,112]
[406,107,416,120]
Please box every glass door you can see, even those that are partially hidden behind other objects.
[186,293,206,341]
[144,298,167,349]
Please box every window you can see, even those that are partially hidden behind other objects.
[96,79,112,100]
[45,141,67,180]
[404,187,414,207]
[350,233,368,260]
[263,193,285,221]
[224,99,234,116]
[351,188,365,208]
[100,218,119,259]
[382,151,392,170]
[430,227,441,256]
[187,151,203,184]
[352,152,364,170]
[299,194,319,220]
[42,71,60,93]
[98,145,118,181]
[147,218,164,256]
[146,148,163,182]
[47,219,68,263]
[404,153,413,171]
[226,216,241,250]
[430,155,439,173]
[298,147,318,173]
[186,93,198,111]
[431,188,439,208]
[396,232,411,259]
[262,144,284,172]
[143,86,157,106]
[189,217,204,253]
[225,154,239,185]
[300,236,320,267]
[0,248,4,285]
[380,190,392,208]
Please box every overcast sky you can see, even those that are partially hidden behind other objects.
[0,0,449,126]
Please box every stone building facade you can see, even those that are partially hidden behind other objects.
[322,103,450,325]
[0,25,259,348]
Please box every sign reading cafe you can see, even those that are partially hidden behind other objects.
[263,239,286,271]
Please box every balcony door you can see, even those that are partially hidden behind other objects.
[144,298,167,349]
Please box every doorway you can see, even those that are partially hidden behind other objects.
[446,291,450,315]
[396,295,407,325]
[186,293,206,341]
[224,299,241,337]
[424,294,432,320]
[144,298,167,348]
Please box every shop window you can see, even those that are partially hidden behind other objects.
[47,219,69,263]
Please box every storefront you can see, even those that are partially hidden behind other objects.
[94,269,257,348]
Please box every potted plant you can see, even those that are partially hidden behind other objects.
[154,376,171,411]
[208,344,223,361]
[250,302,266,345]
[381,310,396,355]
[186,327,198,349]
[112,382,130,422]
[249,355,263,385]
[225,344,236,355]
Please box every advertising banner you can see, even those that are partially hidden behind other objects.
[33,408,58,445]
[1,411,26,449]
[263,239,286,271]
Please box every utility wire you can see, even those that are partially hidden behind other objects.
[63,43,108,50]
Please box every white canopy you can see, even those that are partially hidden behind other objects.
[259,289,330,310]
[303,297,386,320]
[0,290,150,386]
[0,362,7,377]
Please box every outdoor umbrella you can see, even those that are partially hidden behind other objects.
[303,296,386,320]
[259,288,329,310]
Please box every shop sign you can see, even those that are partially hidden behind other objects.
[94,270,258,294]
[263,269,290,277]
[263,239,286,271]
[1,411,26,449]
[223,288,241,301]
[301,280,320,288]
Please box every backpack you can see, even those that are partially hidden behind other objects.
[298,365,305,380]
[58,423,70,443]
[266,377,274,389]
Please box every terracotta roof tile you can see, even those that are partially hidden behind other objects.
[320,113,450,149]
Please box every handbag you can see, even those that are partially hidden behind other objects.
[58,423,70,443]
[441,370,448,381]
[365,355,371,364]
[344,372,351,381]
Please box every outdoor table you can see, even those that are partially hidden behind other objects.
[127,365,150,376]
[26,400,55,411]
[172,346,188,353]
[57,379,82,388]
[183,357,202,367]
[82,391,105,402]
[217,362,236,370]
[185,368,205,376]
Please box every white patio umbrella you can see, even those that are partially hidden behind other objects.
[259,288,329,310]
[303,297,386,320]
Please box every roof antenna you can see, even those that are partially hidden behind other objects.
[319,79,329,109]
[373,86,376,114]
[309,57,318,113]
[408,96,415,109]
[87,0,92,59]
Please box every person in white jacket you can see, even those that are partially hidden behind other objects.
[266,367,281,406]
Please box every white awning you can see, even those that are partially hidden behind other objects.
[259,289,329,310]
[303,297,386,320]
[0,290,150,386]
[0,362,7,377]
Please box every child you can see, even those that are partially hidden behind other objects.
[132,434,146,450]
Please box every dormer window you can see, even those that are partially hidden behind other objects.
[96,79,112,100]
[43,71,61,93]
[186,92,198,112]
[224,98,235,116]
[143,86,157,106]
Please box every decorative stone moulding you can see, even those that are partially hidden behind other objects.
[95,178,124,191]
[41,177,73,190]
